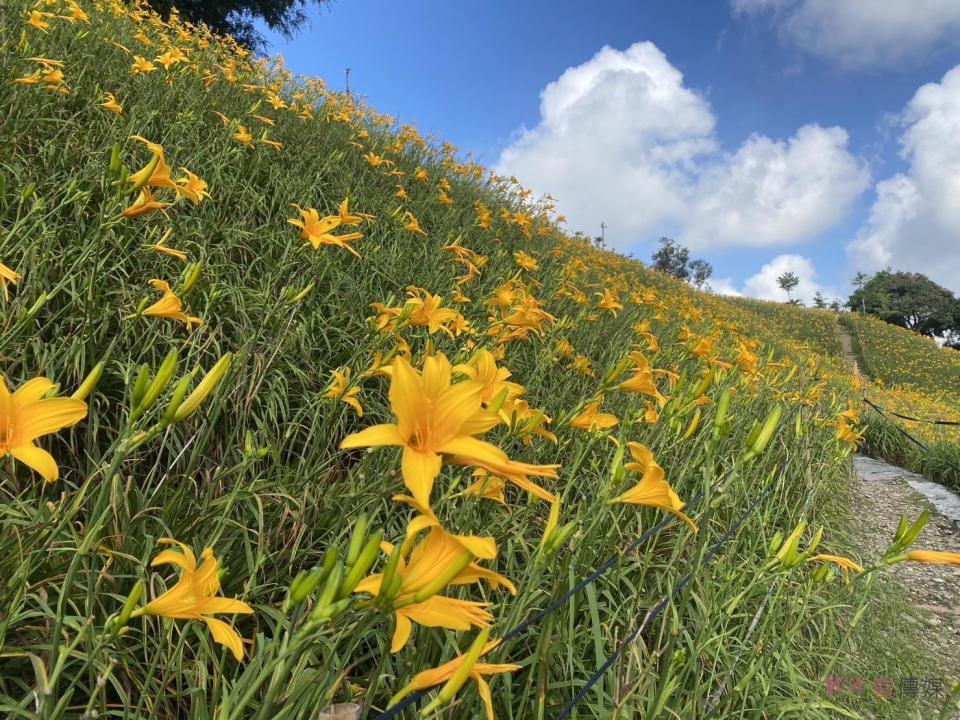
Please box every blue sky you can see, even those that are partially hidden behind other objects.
[261,1,960,302]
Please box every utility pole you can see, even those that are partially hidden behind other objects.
[600,221,607,245]
[344,67,351,96]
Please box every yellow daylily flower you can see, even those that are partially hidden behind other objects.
[174,169,210,205]
[570,396,618,431]
[99,91,123,114]
[130,56,157,74]
[0,262,21,300]
[454,348,525,408]
[623,441,654,473]
[132,539,253,661]
[323,367,363,417]
[808,553,863,580]
[402,210,426,235]
[143,279,203,330]
[25,10,54,31]
[354,524,505,652]
[146,234,188,261]
[0,375,87,481]
[619,369,666,407]
[513,250,538,271]
[389,638,519,720]
[339,353,506,506]
[288,205,363,257]
[128,136,178,192]
[462,469,509,508]
[609,462,697,531]
[121,187,171,218]
[903,550,960,566]
[232,125,253,145]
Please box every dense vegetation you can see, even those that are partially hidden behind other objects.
[1,3,957,720]
[841,313,960,490]
[848,270,960,341]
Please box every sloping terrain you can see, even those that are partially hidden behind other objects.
[0,3,955,719]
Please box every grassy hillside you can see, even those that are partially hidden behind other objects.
[725,297,844,359]
[845,312,960,403]
[836,314,960,490]
[0,2,953,719]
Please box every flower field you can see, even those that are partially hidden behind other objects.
[2,2,958,719]
[840,314,960,491]
[845,312,960,404]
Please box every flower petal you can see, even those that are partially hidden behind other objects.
[391,613,413,653]
[203,616,246,661]
[401,447,442,506]
[8,443,59,481]
[340,423,403,449]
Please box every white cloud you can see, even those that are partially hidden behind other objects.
[741,254,829,304]
[848,65,960,293]
[732,0,960,69]
[685,125,868,249]
[709,277,744,297]
[496,42,867,252]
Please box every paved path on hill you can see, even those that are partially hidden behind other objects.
[851,457,960,671]
[838,322,862,377]
[839,320,960,700]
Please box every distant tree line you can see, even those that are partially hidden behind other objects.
[648,239,958,346]
[847,270,960,347]
[650,237,713,290]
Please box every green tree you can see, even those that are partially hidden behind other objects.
[689,258,713,290]
[846,270,957,337]
[776,271,800,303]
[651,237,690,281]
[145,0,332,50]
[651,238,713,289]
[812,291,827,308]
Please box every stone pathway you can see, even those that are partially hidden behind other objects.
[840,320,960,705]
[839,323,861,377]
[852,455,960,671]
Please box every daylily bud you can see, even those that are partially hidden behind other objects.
[310,563,343,621]
[539,500,562,552]
[488,386,509,415]
[128,151,160,193]
[21,291,48,321]
[892,515,910,545]
[377,543,405,603]
[411,550,473,603]
[900,511,930,549]
[291,282,315,303]
[690,368,714,399]
[180,261,202,293]
[72,361,105,401]
[744,404,782,461]
[116,579,145,628]
[339,530,382,599]
[768,531,783,553]
[173,353,232,422]
[132,349,177,420]
[109,143,123,177]
[160,374,192,426]
[345,515,369,567]
[609,442,625,486]
[812,564,831,583]
[131,364,151,410]
[712,388,731,440]
[681,407,701,440]
[602,353,633,387]
[545,522,577,557]
[287,566,329,609]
